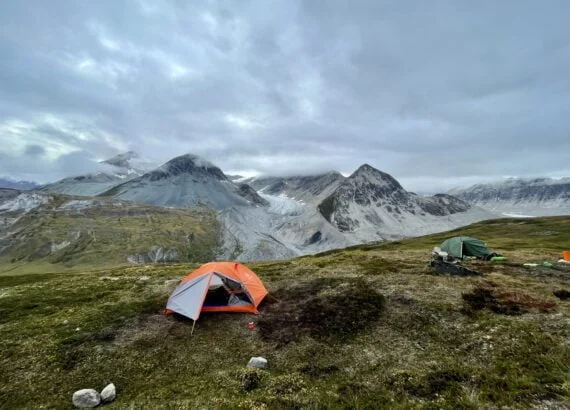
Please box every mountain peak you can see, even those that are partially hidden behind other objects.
[152,154,227,181]
[101,151,139,169]
[355,163,375,172]
[349,164,403,190]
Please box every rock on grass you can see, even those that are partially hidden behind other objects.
[72,389,100,408]
[100,383,116,403]
[247,357,268,369]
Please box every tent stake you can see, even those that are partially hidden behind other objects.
[191,320,196,336]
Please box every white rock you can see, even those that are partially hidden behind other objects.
[100,383,116,403]
[247,356,268,369]
[63,320,69,325]
[72,389,100,408]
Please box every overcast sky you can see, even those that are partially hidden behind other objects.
[1,0,569,191]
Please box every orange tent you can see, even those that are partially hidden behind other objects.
[165,262,268,322]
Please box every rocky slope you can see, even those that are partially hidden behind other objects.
[40,173,128,197]
[246,172,346,204]
[100,154,267,210]
[449,178,570,216]
[317,164,495,241]
[218,193,357,261]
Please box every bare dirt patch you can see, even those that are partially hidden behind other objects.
[258,277,385,346]
[462,280,558,315]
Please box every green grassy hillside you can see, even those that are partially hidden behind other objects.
[335,215,570,254]
[1,217,569,408]
[0,195,221,275]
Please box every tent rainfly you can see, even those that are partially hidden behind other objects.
[439,236,491,259]
[165,262,268,331]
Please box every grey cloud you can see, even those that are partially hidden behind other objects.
[0,0,569,192]
[24,145,46,157]
[0,149,104,183]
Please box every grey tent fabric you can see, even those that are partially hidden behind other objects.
[208,274,224,289]
[166,273,211,320]
[167,272,256,320]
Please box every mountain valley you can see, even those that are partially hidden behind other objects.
[5,151,570,264]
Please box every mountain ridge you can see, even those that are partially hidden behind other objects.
[449,177,570,216]
[318,164,494,240]
[0,177,40,191]
[10,152,502,260]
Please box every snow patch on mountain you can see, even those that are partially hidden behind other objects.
[260,193,305,216]
[502,212,534,218]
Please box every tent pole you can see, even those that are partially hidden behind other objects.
[191,320,196,336]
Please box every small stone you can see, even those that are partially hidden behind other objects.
[100,383,116,403]
[75,327,81,331]
[63,320,69,325]
[247,356,268,369]
[72,389,100,408]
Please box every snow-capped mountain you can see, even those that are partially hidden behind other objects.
[100,154,267,210]
[9,151,502,261]
[0,177,40,190]
[317,164,495,241]
[218,164,497,259]
[40,151,155,197]
[100,150,157,173]
[449,177,570,216]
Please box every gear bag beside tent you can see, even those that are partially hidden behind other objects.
[165,262,268,321]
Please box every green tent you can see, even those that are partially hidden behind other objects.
[439,236,490,259]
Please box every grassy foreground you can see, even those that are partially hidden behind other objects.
[1,217,570,408]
